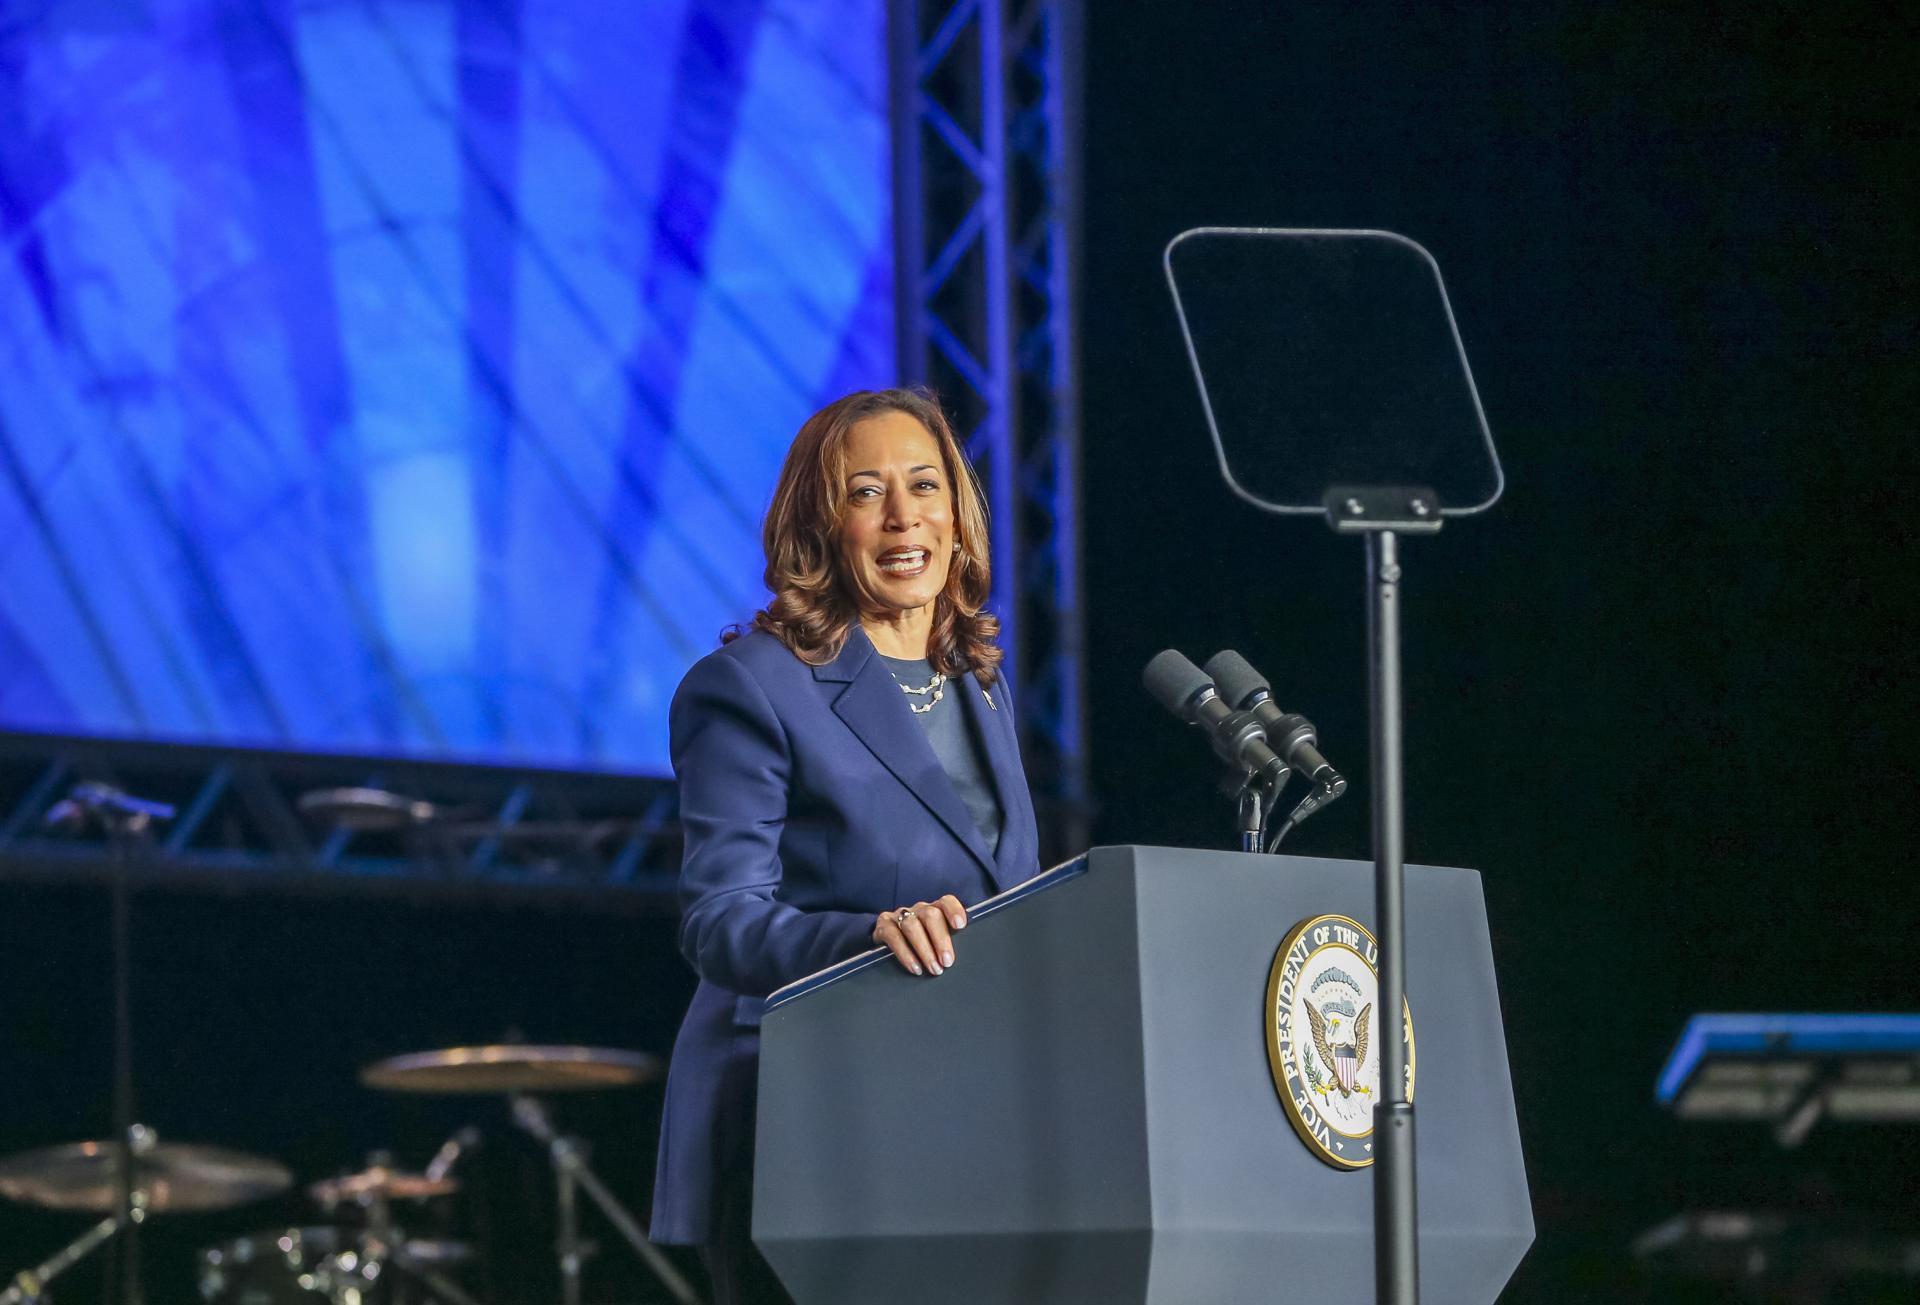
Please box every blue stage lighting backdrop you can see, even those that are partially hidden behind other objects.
[0,0,894,774]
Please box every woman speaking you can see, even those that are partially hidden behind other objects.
[650,389,1040,1304]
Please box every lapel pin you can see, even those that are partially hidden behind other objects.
[983,688,997,711]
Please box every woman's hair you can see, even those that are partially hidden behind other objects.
[726,388,1002,685]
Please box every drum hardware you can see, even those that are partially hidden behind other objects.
[197,1228,380,1304]
[418,1125,478,1191]
[41,783,178,1305]
[3,1214,126,1305]
[359,1045,661,1096]
[365,1241,485,1305]
[378,1240,471,1269]
[294,1145,481,1305]
[297,787,634,845]
[340,1232,484,1305]
[295,788,455,832]
[297,787,643,878]
[0,1130,293,1213]
[507,1094,707,1305]
[0,1128,289,1304]
[196,1227,483,1305]
[296,787,476,877]
[360,1046,699,1305]
[309,1167,460,1207]
[197,1139,483,1305]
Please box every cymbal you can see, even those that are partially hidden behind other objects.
[361,1044,662,1094]
[309,1166,458,1205]
[0,1139,292,1214]
[296,787,445,832]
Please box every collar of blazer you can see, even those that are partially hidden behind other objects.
[811,625,1008,883]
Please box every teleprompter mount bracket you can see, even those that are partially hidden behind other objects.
[1324,485,1445,535]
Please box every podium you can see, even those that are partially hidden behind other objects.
[754,845,1532,1304]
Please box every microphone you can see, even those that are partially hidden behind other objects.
[1203,650,1348,797]
[1142,650,1289,791]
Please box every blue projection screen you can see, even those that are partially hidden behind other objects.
[0,0,894,775]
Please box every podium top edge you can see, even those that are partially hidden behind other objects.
[757,847,1487,1016]
[762,854,1092,1013]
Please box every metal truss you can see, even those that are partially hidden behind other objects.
[891,0,1088,859]
[0,732,682,907]
[0,4,1088,895]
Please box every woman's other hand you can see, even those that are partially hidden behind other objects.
[872,895,968,976]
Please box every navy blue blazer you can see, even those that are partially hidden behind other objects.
[649,626,1040,1246]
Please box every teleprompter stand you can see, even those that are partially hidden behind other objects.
[1164,227,1511,1305]
[1329,485,1444,1304]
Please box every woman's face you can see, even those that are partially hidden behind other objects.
[837,409,955,623]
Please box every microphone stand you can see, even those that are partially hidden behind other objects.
[1328,486,1442,1305]
[1235,782,1265,853]
[1220,763,1288,854]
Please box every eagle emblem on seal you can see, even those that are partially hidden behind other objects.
[1265,914,1416,1169]
[1305,1000,1373,1099]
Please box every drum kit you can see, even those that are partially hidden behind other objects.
[0,1046,702,1305]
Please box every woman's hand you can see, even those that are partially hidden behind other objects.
[872,895,969,976]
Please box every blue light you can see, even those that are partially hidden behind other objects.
[0,0,894,774]
[1655,1013,1920,1102]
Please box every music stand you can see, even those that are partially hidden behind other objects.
[1164,227,1505,1305]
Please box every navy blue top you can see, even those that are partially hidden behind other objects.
[878,653,1003,856]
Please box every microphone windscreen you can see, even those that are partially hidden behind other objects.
[1204,649,1269,709]
[1142,649,1212,717]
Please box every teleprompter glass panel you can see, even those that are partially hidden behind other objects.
[1164,229,1502,515]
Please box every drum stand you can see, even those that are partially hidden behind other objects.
[508,1095,701,1305]
[39,786,176,1305]
[360,1200,486,1305]
[0,1124,290,1305]
[383,1253,485,1305]
[2,1211,129,1305]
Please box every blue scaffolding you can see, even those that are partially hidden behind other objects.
[891,0,1088,859]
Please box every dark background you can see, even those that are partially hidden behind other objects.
[1080,0,1919,1298]
[4,2,1917,1301]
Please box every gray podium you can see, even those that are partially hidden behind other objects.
[754,844,1532,1304]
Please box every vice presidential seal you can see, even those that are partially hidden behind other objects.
[1264,914,1416,1169]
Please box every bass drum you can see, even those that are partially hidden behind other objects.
[198,1227,381,1304]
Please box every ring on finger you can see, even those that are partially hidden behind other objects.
[895,907,916,927]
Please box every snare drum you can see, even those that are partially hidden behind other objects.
[198,1227,381,1304]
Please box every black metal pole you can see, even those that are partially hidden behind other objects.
[108,828,141,1305]
[511,1094,704,1305]
[1,1214,125,1304]
[1367,529,1417,1305]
